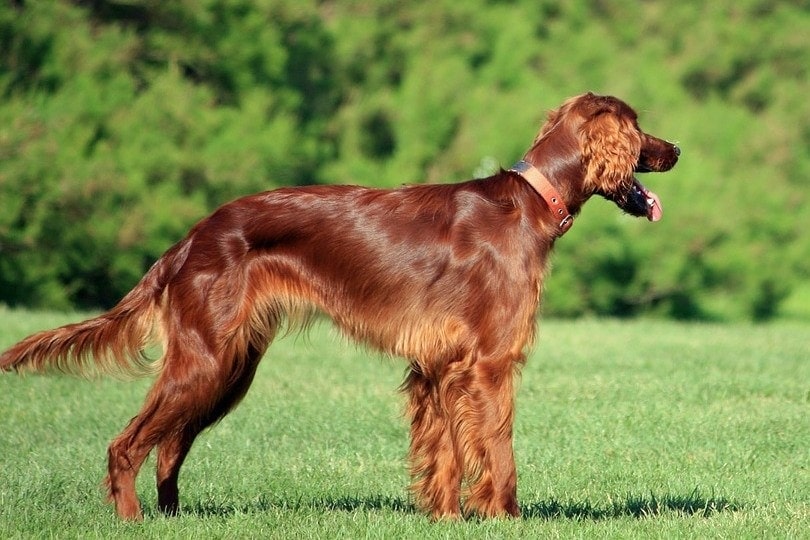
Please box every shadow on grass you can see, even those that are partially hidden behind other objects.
[522,490,742,520]
[179,493,416,519]
[177,489,741,521]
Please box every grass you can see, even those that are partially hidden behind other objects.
[0,307,807,538]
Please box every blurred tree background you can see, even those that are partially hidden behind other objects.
[1,0,808,321]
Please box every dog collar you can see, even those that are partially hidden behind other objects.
[509,160,573,236]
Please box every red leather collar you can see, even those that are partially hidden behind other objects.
[509,160,573,236]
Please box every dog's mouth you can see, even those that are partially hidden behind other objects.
[601,178,663,222]
[632,178,663,222]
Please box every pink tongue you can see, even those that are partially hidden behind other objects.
[646,189,663,222]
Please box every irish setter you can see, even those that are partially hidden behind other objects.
[1,92,679,520]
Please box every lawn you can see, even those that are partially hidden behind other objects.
[0,308,807,538]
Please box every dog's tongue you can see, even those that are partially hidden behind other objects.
[646,189,663,222]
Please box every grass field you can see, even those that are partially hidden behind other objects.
[0,308,807,538]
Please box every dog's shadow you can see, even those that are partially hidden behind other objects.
[174,493,412,519]
[175,490,740,520]
[520,491,741,520]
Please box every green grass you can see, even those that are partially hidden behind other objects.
[1,308,807,538]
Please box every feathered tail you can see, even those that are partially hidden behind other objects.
[0,238,191,378]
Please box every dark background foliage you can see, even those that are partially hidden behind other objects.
[1,0,808,320]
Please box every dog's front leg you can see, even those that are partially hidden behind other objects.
[456,357,521,518]
[404,368,463,519]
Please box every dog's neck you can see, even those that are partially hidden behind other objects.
[509,160,573,236]
[517,127,593,232]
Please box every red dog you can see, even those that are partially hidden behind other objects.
[1,93,679,520]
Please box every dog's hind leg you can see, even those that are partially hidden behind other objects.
[154,426,195,516]
[105,332,265,520]
[105,410,159,520]
[154,344,265,516]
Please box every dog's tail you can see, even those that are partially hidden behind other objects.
[0,238,192,378]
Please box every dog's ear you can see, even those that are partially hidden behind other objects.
[581,112,642,191]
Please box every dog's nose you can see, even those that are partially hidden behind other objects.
[673,145,681,157]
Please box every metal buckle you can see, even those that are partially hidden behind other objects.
[559,214,574,233]
[509,160,530,174]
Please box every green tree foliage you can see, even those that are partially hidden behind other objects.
[1,0,808,320]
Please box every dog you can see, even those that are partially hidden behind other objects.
[1,92,679,520]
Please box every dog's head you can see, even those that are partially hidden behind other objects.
[531,93,680,221]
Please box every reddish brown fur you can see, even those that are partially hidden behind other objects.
[0,93,679,520]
